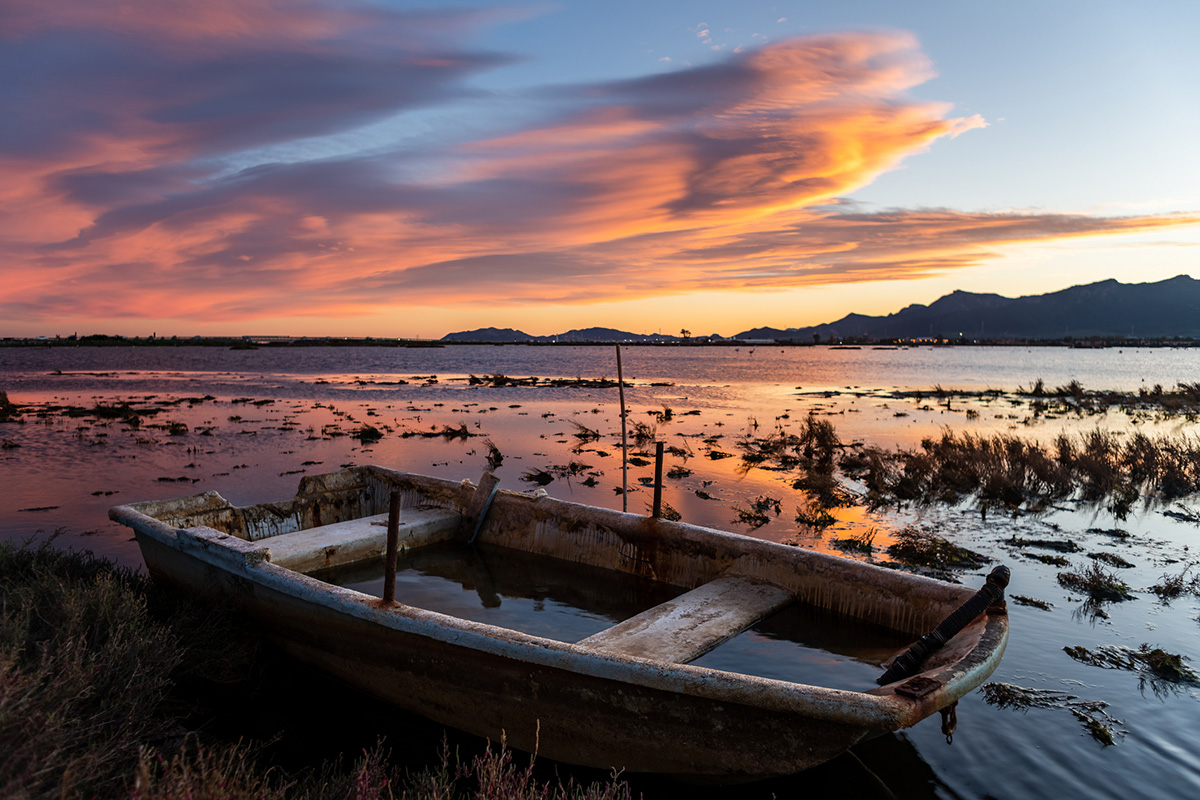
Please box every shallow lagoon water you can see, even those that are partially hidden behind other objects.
[2,344,1199,798]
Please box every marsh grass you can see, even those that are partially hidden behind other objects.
[568,420,601,443]
[1147,566,1200,602]
[0,539,258,799]
[483,438,504,469]
[1056,564,1134,603]
[0,390,23,421]
[132,734,635,800]
[837,425,1200,515]
[630,421,656,447]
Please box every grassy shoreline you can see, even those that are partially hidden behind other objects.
[0,539,633,799]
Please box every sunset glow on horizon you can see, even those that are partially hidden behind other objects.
[4,0,1199,338]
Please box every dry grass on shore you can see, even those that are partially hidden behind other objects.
[0,540,634,800]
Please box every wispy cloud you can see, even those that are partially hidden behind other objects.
[2,2,1196,329]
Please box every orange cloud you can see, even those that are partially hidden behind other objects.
[2,6,1197,332]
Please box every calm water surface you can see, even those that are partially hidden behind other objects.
[2,345,1198,799]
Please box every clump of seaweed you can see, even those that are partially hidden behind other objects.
[648,406,673,423]
[1087,552,1134,569]
[568,420,601,443]
[831,528,877,555]
[981,683,1122,746]
[1056,564,1133,603]
[630,421,656,447]
[1007,535,1081,553]
[794,498,837,530]
[1028,553,1070,567]
[352,424,383,444]
[1011,595,1053,610]
[738,429,801,469]
[0,391,20,422]
[1064,644,1199,696]
[733,496,782,529]
[653,501,682,522]
[886,526,988,570]
[550,462,592,479]
[1147,566,1200,602]
[483,438,504,469]
[792,469,857,510]
[838,444,895,506]
[440,423,473,439]
[521,469,554,486]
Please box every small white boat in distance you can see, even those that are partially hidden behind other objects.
[110,465,1008,780]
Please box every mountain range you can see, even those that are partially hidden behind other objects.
[440,275,1200,343]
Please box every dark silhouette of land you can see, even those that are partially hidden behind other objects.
[5,275,1197,346]
[441,275,1200,344]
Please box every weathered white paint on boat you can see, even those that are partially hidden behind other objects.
[110,465,1009,779]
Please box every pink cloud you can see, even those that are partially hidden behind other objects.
[1,7,1196,330]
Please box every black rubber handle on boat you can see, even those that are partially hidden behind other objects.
[876,565,1009,686]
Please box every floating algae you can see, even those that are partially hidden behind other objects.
[981,683,1123,746]
[1064,644,1198,696]
[886,525,988,570]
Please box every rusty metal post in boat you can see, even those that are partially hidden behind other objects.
[383,488,401,604]
[652,441,664,518]
[616,344,628,512]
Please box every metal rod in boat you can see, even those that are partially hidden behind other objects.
[616,344,628,512]
[652,441,664,518]
[383,488,401,604]
[877,565,1009,685]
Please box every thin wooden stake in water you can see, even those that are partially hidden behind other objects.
[652,440,664,519]
[616,344,628,512]
[383,488,401,604]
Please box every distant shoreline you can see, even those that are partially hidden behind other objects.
[2,335,1197,349]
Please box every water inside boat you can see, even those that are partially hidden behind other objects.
[311,542,911,690]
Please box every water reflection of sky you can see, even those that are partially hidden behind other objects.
[3,345,1200,799]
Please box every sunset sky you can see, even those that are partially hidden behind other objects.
[4,0,1199,339]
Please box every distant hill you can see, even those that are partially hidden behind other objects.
[440,326,686,343]
[732,275,1200,341]
[441,275,1200,343]
[544,327,679,343]
[440,327,534,343]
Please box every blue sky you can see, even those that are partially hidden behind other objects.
[3,0,1197,337]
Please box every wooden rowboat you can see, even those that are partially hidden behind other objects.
[110,465,1009,780]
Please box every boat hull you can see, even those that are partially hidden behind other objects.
[119,466,1009,779]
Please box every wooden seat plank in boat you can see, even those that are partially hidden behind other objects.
[266,506,462,572]
[578,575,793,663]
